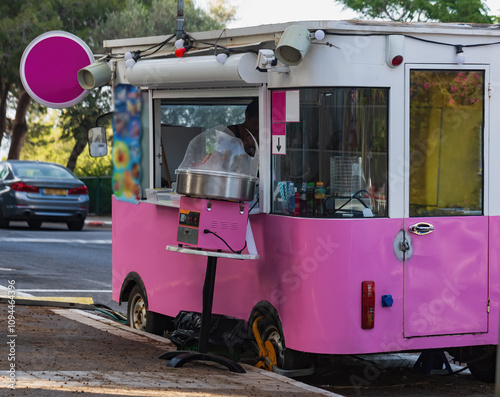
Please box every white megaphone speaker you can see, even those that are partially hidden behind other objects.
[77,62,112,90]
[275,25,312,66]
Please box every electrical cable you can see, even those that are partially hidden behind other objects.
[93,303,128,323]
[136,33,177,59]
[326,190,370,216]
[249,194,259,212]
[322,30,500,51]
[203,229,247,254]
[94,307,128,324]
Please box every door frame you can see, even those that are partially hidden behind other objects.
[404,64,490,220]
[402,64,490,337]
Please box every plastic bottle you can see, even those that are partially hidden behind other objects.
[306,182,315,217]
[294,188,300,216]
[300,182,308,217]
[288,183,295,214]
[314,182,326,217]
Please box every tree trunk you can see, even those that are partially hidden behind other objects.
[0,81,10,149]
[8,87,31,160]
[66,137,88,172]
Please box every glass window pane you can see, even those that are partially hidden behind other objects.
[271,88,389,218]
[11,163,75,179]
[409,70,484,217]
[161,104,246,130]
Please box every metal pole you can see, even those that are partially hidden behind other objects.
[199,255,216,354]
[176,0,184,40]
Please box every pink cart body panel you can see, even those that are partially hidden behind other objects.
[113,198,499,355]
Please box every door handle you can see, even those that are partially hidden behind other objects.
[408,222,434,235]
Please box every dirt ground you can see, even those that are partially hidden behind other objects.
[0,305,338,397]
[0,304,496,397]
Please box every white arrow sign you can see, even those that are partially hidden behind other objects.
[272,135,286,155]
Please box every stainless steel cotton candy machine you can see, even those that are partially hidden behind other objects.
[175,125,259,201]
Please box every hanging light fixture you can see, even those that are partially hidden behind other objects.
[455,45,465,65]
[175,43,193,57]
[216,53,228,64]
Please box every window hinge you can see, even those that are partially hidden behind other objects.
[487,298,490,313]
[488,83,492,99]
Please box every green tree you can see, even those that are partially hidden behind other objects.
[96,0,235,44]
[20,107,113,176]
[335,0,493,23]
[0,0,124,162]
[59,88,112,172]
[11,0,235,173]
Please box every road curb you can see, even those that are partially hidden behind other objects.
[85,219,112,228]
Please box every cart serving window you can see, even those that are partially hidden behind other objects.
[271,88,388,218]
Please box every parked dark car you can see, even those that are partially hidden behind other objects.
[0,160,89,231]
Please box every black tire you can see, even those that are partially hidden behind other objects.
[67,219,85,231]
[27,220,42,229]
[0,207,9,228]
[127,284,148,331]
[468,350,497,383]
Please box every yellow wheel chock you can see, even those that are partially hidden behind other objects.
[252,316,277,371]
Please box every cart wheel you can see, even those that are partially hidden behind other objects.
[127,285,147,331]
[468,348,497,383]
[27,220,42,229]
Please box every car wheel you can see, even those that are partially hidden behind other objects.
[0,207,9,228]
[67,219,85,231]
[27,220,42,229]
[127,285,147,331]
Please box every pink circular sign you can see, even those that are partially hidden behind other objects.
[20,31,94,109]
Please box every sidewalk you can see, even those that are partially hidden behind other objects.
[85,214,112,229]
[0,304,341,397]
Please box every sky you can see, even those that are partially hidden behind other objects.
[194,0,500,28]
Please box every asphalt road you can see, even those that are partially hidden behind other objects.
[0,220,119,313]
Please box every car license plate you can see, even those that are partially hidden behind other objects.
[44,188,67,196]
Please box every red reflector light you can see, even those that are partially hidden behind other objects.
[11,182,39,193]
[69,185,88,195]
[361,281,375,329]
[391,55,403,66]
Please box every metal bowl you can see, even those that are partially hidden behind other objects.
[176,170,258,201]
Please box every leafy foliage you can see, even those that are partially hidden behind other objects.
[95,0,234,45]
[2,0,234,175]
[335,0,493,23]
[20,108,113,177]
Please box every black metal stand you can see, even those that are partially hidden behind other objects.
[413,349,453,375]
[160,255,245,373]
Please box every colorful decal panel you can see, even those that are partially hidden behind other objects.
[113,85,142,203]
